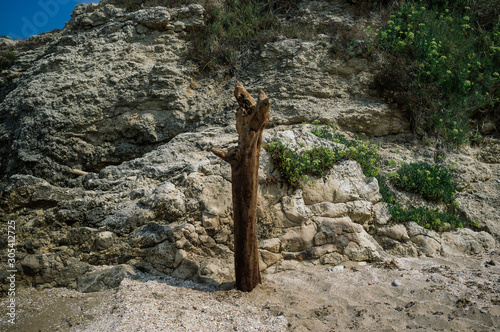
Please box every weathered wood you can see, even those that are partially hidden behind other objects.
[211,81,270,292]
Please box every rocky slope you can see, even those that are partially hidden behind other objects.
[0,0,499,295]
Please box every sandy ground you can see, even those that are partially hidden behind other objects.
[1,249,499,331]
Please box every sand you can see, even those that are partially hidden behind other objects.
[1,248,499,331]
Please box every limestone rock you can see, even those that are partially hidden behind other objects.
[129,222,174,248]
[405,222,442,257]
[302,176,339,205]
[259,238,281,253]
[279,222,317,252]
[252,39,409,135]
[456,194,500,241]
[76,265,137,293]
[320,252,345,266]
[141,182,186,221]
[346,200,373,225]
[94,231,116,250]
[373,202,391,225]
[172,259,199,280]
[143,241,179,273]
[377,224,410,242]
[313,216,386,261]
[309,202,348,219]
[19,254,90,290]
[259,250,283,267]
[441,229,496,256]
[281,190,312,224]
[67,227,98,252]
[0,1,209,185]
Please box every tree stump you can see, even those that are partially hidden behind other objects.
[212,81,270,292]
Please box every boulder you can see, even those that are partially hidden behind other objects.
[279,222,317,252]
[76,265,137,293]
[19,254,90,290]
[441,229,496,256]
[313,216,386,261]
[377,224,410,242]
[405,222,442,257]
[281,190,312,224]
[129,222,174,248]
[309,202,348,219]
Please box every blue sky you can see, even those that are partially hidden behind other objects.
[0,0,100,39]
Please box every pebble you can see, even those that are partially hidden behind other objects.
[392,280,402,287]
[485,258,497,266]
[329,265,344,272]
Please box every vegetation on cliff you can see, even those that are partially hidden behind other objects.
[265,121,380,189]
[372,0,499,145]
[115,0,499,143]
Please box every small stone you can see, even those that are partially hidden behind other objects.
[328,265,344,272]
[392,280,401,287]
[485,258,497,266]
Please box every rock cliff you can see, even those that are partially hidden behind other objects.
[0,0,498,295]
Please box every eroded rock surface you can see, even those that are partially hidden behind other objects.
[0,0,498,295]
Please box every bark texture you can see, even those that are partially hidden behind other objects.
[212,81,270,292]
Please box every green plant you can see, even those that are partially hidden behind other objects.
[377,173,472,231]
[388,204,463,231]
[391,161,457,202]
[264,139,345,189]
[0,50,16,71]
[372,0,500,144]
[376,174,396,204]
[312,121,380,177]
[265,122,380,188]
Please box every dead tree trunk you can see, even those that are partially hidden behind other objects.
[212,81,270,292]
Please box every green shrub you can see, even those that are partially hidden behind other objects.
[0,50,16,71]
[376,174,396,204]
[189,0,280,73]
[377,173,472,231]
[266,123,380,188]
[372,0,500,144]
[264,139,345,189]
[391,162,457,202]
[312,122,380,177]
[388,204,462,231]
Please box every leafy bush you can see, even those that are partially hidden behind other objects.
[266,123,380,188]
[388,204,463,231]
[117,0,302,73]
[0,50,16,71]
[372,0,500,144]
[312,121,380,177]
[265,139,345,189]
[189,0,281,73]
[377,173,472,231]
[390,162,457,202]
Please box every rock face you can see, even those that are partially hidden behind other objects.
[0,1,208,184]
[76,264,137,293]
[0,0,409,186]
[1,125,495,294]
[0,0,498,295]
